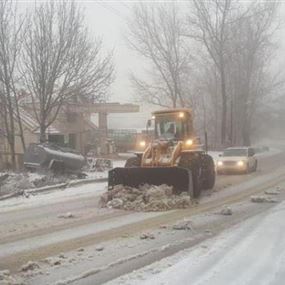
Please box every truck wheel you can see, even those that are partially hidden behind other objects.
[125,156,141,167]
[202,154,216,190]
[179,154,202,198]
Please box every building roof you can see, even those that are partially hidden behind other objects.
[20,108,60,134]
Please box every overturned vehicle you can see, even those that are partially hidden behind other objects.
[24,143,85,173]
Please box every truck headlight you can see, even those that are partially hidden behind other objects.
[217,161,223,166]
[237,160,244,167]
[139,141,146,148]
[185,139,193,146]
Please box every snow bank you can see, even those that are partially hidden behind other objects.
[0,181,107,213]
[0,173,34,197]
[100,184,191,212]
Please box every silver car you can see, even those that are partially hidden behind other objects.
[216,147,257,174]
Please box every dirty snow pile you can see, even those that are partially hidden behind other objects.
[0,173,34,196]
[31,174,74,188]
[100,184,191,212]
[0,269,23,285]
[0,172,83,198]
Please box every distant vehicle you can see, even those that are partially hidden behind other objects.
[216,147,257,174]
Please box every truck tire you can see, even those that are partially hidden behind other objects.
[125,156,141,167]
[202,154,216,190]
[179,154,202,198]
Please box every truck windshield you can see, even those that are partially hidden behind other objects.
[155,115,188,140]
[223,149,247,157]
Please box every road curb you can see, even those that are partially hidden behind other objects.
[25,177,108,195]
[0,191,23,201]
[0,177,108,201]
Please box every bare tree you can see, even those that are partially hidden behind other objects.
[194,63,221,147]
[127,3,192,108]
[228,2,280,145]
[0,0,25,169]
[21,1,114,142]
[188,0,236,144]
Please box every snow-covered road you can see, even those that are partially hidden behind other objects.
[124,199,285,285]
[1,147,285,285]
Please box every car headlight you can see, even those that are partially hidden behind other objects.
[185,139,193,146]
[237,160,244,167]
[217,161,223,166]
[139,141,146,148]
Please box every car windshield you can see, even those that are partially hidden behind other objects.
[155,115,187,140]
[223,149,248,157]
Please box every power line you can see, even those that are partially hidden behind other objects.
[95,1,126,20]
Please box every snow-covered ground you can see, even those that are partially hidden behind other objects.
[1,147,285,285]
[0,147,279,200]
[108,196,285,285]
[0,181,107,212]
[1,147,281,213]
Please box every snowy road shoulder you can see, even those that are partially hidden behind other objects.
[108,191,285,285]
[0,181,107,213]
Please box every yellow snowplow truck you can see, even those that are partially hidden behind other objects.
[108,109,215,198]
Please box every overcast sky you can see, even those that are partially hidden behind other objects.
[74,0,285,102]
[78,1,167,127]
[17,0,285,129]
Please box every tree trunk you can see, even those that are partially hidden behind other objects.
[19,131,26,152]
[40,124,47,143]
[229,100,233,146]
[15,99,26,151]
[220,65,227,145]
[7,94,16,170]
[242,122,251,146]
[7,134,16,170]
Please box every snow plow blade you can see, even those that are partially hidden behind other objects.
[108,167,193,196]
